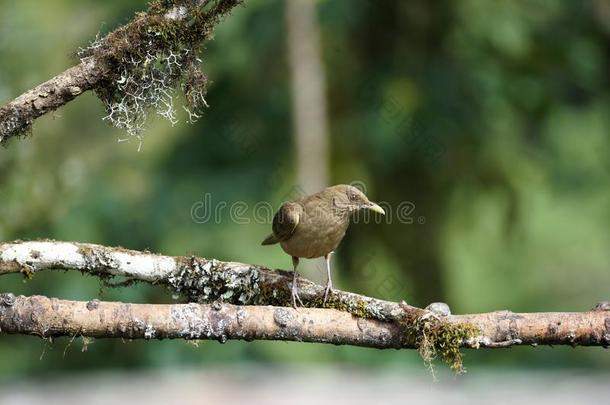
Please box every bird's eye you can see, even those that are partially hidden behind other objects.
[347,191,358,202]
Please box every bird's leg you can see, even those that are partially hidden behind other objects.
[323,252,334,305]
[291,256,303,308]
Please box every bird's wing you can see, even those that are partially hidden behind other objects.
[272,201,302,241]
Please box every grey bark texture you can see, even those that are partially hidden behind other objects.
[1,240,609,349]
[0,59,107,143]
[0,294,404,348]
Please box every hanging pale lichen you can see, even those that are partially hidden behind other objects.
[77,0,241,147]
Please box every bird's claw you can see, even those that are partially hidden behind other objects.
[291,280,303,309]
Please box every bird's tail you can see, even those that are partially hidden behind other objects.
[261,234,279,246]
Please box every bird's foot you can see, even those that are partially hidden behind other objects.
[322,283,333,306]
[291,279,303,309]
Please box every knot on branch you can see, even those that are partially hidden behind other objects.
[0,293,16,307]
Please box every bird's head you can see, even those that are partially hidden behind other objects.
[327,184,386,216]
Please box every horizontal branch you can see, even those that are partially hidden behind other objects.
[449,309,610,348]
[0,294,405,348]
[1,240,609,351]
[0,293,608,353]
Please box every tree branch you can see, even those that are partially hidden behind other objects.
[0,60,107,142]
[0,240,422,322]
[0,293,608,352]
[0,0,243,144]
[1,240,609,353]
[0,294,405,348]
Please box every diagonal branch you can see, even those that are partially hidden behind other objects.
[0,240,421,322]
[0,60,107,142]
[0,0,243,144]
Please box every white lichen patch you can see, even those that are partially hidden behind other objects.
[0,112,26,142]
[81,247,121,271]
[272,308,294,327]
[236,308,247,326]
[144,324,156,339]
[166,258,261,304]
[76,1,215,148]
[363,301,386,320]
[99,49,192,138]
[170,303,212,339]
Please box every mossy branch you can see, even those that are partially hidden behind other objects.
[0,0,243,146]
[1,240,609,373]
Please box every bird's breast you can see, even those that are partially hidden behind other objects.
[280,209,350,259]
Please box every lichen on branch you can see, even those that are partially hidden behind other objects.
[2,240,609,374]
[76,0,241,146]
[0,0,243,145]
[161,254,480,372]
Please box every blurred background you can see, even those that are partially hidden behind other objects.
[1,0,610,401]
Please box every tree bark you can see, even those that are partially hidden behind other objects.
[285,0,330,196]
[0,59,108,142]
[0,240,422,322]
[0,0,242,144]
[0,294,608,349]
[1,240,609,349]
[0,294,404,348]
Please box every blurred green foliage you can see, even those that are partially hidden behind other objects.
[1,0,609,378]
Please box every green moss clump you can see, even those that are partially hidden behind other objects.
[403,316,480,374]
[315,293,479,374]
[20,265,34,281]
[255,280,293,307]
[311,295,373,319]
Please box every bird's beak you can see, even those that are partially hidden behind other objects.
[366,202,386,215]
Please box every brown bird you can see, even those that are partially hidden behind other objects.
[262,184,386,307]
